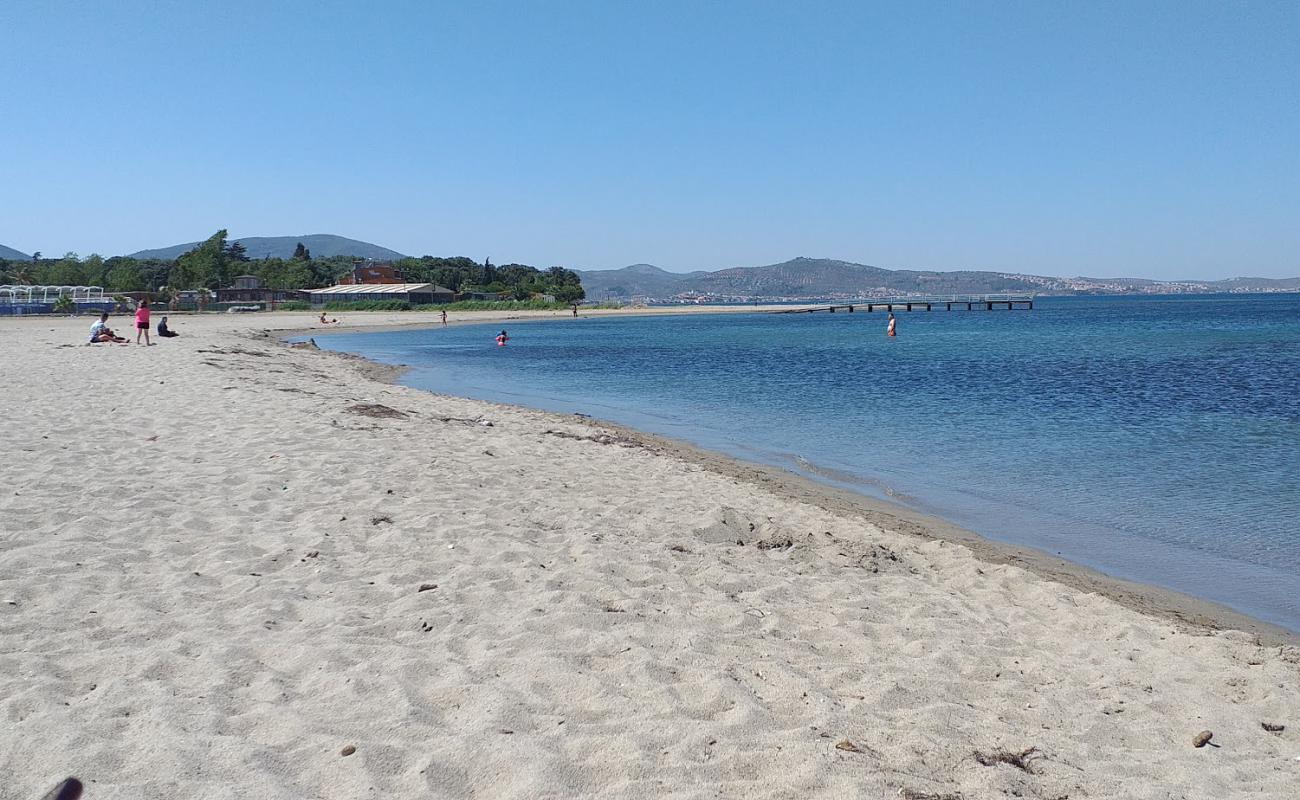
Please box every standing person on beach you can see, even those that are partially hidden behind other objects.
[441,309,447,326]
[887,312,897,338]
[135,301,152,346]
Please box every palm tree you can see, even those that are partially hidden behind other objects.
[160,285,180,312]
[11,263,35,285]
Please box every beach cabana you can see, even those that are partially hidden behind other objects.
[304,283,455,306]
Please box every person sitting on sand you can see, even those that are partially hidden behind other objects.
[319,313,338,325]
[89,313,126,344]
[157,316,179,338]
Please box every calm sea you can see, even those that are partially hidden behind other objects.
[310,295,1300,631]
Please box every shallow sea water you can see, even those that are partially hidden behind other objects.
[312,295,1300,631]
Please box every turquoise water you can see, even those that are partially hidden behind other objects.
[310,295,1300,631]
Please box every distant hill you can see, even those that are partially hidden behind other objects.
[129,234,407,261]
[0,244,32,261]
[578,257,1300,300]
[575,263,710,298]
[578,257,1041,299]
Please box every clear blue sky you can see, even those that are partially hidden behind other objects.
[2,1,1297,279]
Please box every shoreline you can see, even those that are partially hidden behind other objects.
[281,318,1300,647]
[5,309,1298,798]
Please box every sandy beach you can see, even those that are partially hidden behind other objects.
[2,310,1298,799]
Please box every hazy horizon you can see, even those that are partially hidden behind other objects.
[2,1,1297,280]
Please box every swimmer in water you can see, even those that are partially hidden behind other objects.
[496,329,509,346]
[887,312,897,337]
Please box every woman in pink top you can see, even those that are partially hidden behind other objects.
[135,301,152,346]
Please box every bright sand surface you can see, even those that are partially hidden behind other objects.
[2,310,1298,799]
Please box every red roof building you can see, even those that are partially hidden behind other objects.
[340,263,406,285]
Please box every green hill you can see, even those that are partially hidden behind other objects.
[0,244,33,261]
[130,234,407,261]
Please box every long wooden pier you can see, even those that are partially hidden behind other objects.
[773,293,1035,313]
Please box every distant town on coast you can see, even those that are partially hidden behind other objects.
[2,231,1298,314]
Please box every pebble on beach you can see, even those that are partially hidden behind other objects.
[340,745,356,757]
[1193,730,1214,748]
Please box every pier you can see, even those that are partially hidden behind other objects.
[773,293,1035,313]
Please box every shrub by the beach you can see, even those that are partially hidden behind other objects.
[422,300,571,311]
[52,295,76,314]
[276,300,311,311]
[418,300,623,312]
[322,300,412,311]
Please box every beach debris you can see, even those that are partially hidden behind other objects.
[346,403,407,419]
[145,434,158,442]
[418,583,438,592]
[974,747,1042,772]
[370,515,393,526]
[899,790,962,800]
[340,745,356,757]
[290,338,319,350]
[303,551,320,560]
[1261,722,1285,734]
[39,777,83,800]
[835,739,864,753]
[1192,730,1214,748]
[668,544,691,553]
[197,346,272,357]
[756,534,794,551]
[435,415,488,425]
[499,729,514,735]
[476,417,494,427]
[542,428,641,448]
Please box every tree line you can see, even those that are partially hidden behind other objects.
[1,230,585,303]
